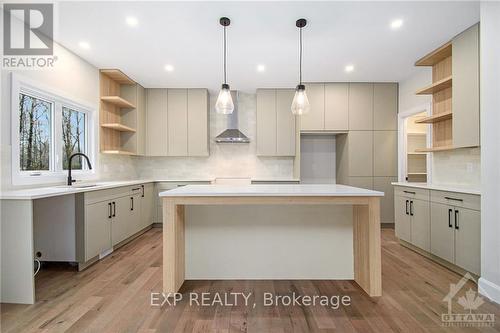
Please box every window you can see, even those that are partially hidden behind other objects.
[62,107,86,170]
[19,93,53,171]
[11,74,95,185]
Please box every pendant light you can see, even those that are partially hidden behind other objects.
[215,17,234,114]
[291,18,310,115]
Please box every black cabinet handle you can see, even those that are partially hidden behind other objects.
[410,201,414,216]
[108,202,112,219]
[404,190,416,195]
[445,196,463,202]
[112,202,116,217]
[130,197,134,211]
[455,210,459,230]
[405,200,409,215]
[141,184,145,198]
[448,209,453,228]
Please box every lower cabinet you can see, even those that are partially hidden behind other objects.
[395,185,481,275]
[394,194,430,251]
[84,200,112,261]
[430,203,480,275]
[84,183,153,262]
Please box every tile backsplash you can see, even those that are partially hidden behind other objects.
[431,147,481,187]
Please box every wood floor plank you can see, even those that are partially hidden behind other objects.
[2,228,500,333]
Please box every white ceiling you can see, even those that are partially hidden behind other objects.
[56,1,479,92]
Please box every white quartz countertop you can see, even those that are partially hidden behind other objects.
[159,184,384,197]
[392,182,481,195]
[0,178,303,200]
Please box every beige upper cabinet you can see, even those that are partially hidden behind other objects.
[347,131,373,177]
[167,89,188,156]
[373,131,397,177]
[256,89,277,156]
[256,89,296,156]
[276,89,296,156]
[187,89,209,156]
[146,89,168,156]
[300,83,324,131]
[452,24,480,148]
[349,83,373,130]
[324,83,349,131]
[136,85,146,155]
[373,83,398,130]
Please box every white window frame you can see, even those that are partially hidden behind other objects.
[11,73,96,186]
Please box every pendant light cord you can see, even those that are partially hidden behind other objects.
[299,27,302,85]
[223,25,227,85]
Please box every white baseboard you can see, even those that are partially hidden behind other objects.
[479,277,500,304]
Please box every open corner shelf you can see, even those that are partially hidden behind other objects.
[415,42,452,66]
[414,111,452,124]
[100,69,135,85]
[416,76,452,95]
[101,150,135,156]
[101,123,136,132]
[101,96,135,108]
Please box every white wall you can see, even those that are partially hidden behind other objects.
[398,67,480,188]
[478,1,500,304]
[136,92,295,180]
[0,42,138,191]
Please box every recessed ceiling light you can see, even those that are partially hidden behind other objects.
[126,16,138,27]
[164,64,174,72]
[390,19,404,30]
[256,64,266,72]
[345,65,354,73]
[78,41,90,50]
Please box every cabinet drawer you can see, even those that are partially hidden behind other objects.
[394,186,430,201]
[85,185,143,205]
[430,190,480,211]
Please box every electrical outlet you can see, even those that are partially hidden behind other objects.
[466,163,474,173]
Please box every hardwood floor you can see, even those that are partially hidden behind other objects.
[1,227,499,332]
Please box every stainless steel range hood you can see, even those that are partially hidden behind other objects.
[215,91,250,143]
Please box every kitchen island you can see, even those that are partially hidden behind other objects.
[160,184,384,297]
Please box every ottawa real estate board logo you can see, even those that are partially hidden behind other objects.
[442,273,495,327]
[2,3,57,69]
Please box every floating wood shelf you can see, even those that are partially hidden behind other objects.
[408,172,427,175]
[415,145,456,153]
[415,111,452,124]
[416,76,452,95]
[100,69,135,85]
[101,96,135,108]
[415,42,452,66]
[101,123,136,132]
[408,152,427,155]
[101,150,135,155]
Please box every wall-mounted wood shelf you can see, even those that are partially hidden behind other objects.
[415,42,452,66]
[100,69,135,85]
[101,96,135,108]
[101,123,136,132]
[101,150,135,155]
[415,145,455,153]
[416,76,452,95]
[408,152,426,155]
[414,111,453,124]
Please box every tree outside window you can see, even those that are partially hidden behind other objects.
[19,93,51,171]
[62,107,86,170]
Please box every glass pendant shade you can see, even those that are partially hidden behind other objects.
[215,84,234,114]
[291,85,310,115]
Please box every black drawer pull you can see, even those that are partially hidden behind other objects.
[448,209,453,228]
[404,190,416,194]
[405,200,409,215]
[445,196,463,202]
[108,202,112,219]
[455,210,459,230]
[131,197,134,211]
[112,202,116,217]
[410,201,414,216]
